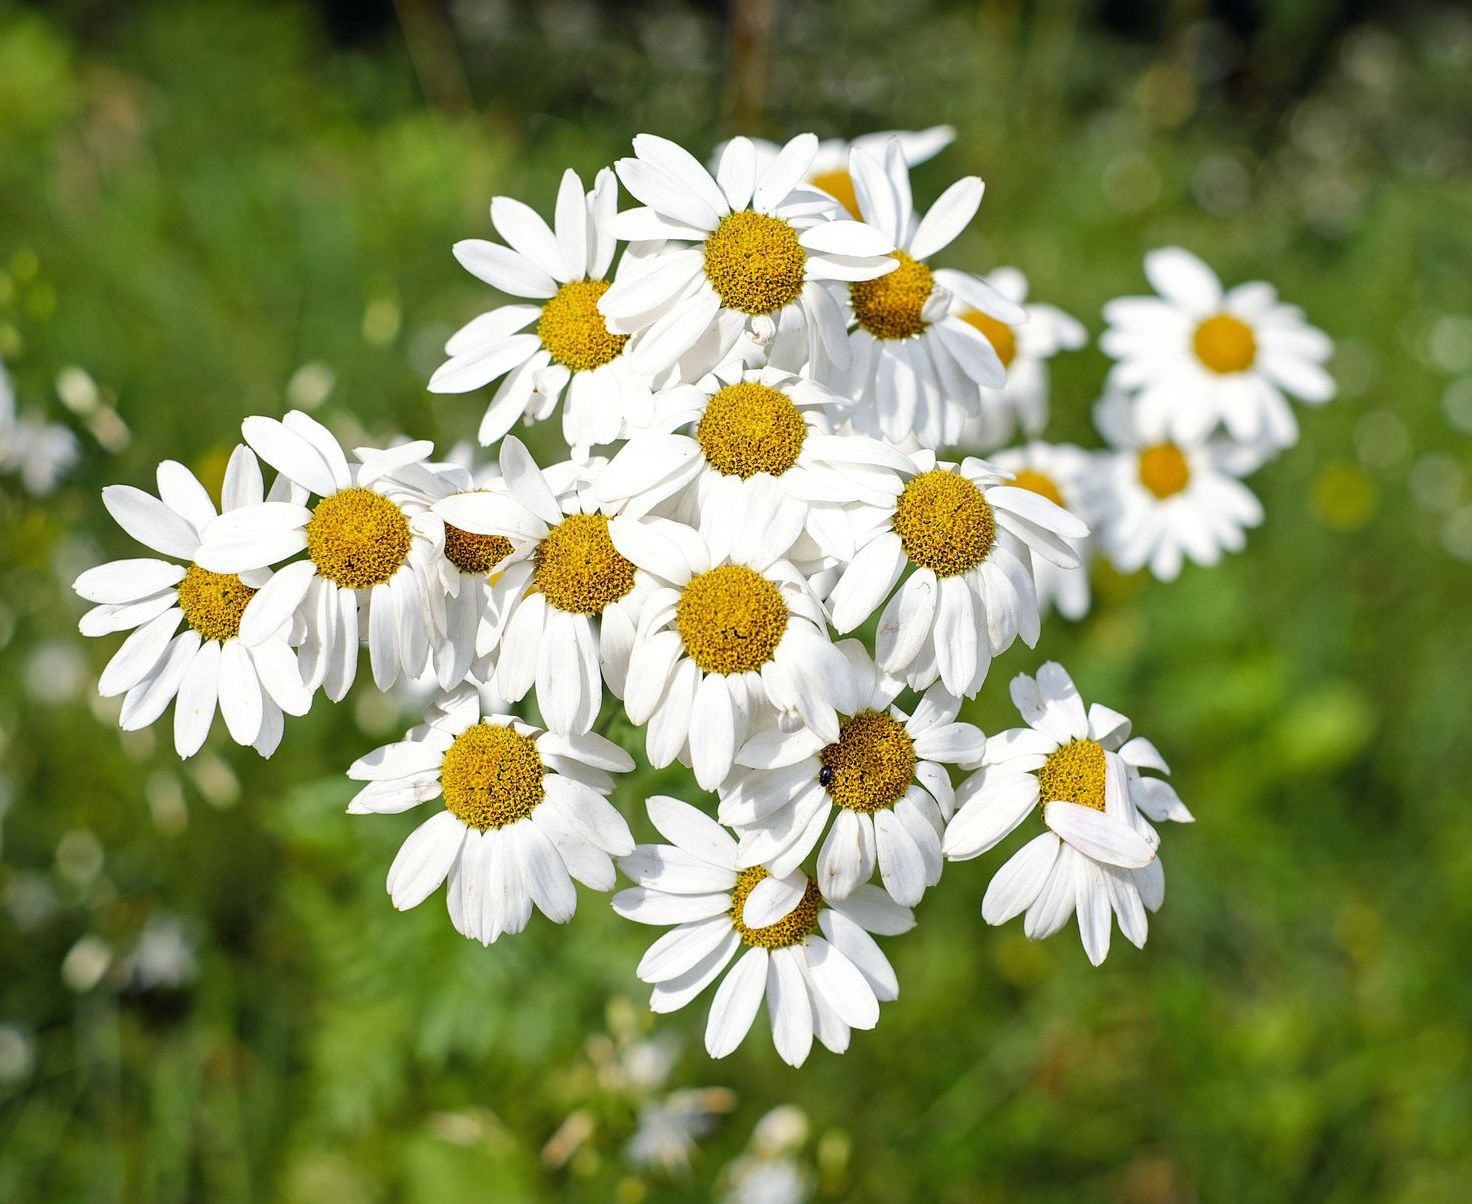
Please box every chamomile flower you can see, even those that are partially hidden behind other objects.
[599,133,898,380]
[721,641,984,906]
[73,447,311,758]
[831,141,1026,450]
[429,167,655,456]
[613,795,914,1067]
[609,476,852,790]
[194,410,442,697]
[348,684,635,944]
[826,452,1088,697]
[989,442,1097,620]
[941,663,1189,965]
[1101,246,1335,452]
[1091,392,1264,582]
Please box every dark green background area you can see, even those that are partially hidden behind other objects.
[2,2,1470,1200]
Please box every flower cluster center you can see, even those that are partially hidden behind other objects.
[306,487,412,589]
[962,308,1017,368]
[444,522,513,576]
[809,168,860,218]
[1193,312,1257,374]
[533,513,636,615]
[675,564,788,675]
[1138,443,1192,499]
[440,722,546,831]
[695,382,807,479]
[1039,738,1107,813]
[819,710,917,813]
[730,867,822,949]
[177,564,256,642]
[539,279,628,372]
[703,211,807,315]
[892,468,996,576]
[850,251,933,340]
[1010,468,1065,508]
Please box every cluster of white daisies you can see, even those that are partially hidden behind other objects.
[74,127,1331,1067]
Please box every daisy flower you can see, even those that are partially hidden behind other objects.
[73,447,311,758]
[348,684,635,944]
[955,267,1088,449]
[825,452,1088,697]
[1091,392,1264,582]
[720,640,984,906]
[941,663,1190,965]
[831,140,1026,450]
[613,795,914,1067]
[194,409,441,697]
[609,475,852,790]
[428,167,655,456]
[988,441,1097,621]
[598,133,899,380]
[1100,246,1335,452]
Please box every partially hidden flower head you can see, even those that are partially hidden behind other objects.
[1,356,80,496]
[988,441,1097,621]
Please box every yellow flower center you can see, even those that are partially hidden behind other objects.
[439,722,546,831]
[695,381,807,479]
[730,866,822,949]
[702,211,807,316]
[1010,468,1065,508]
[176,564,256,642]
[675,564,788,675]
[809,168,860,219]
[892,468,996,577]
[537,279,628,373]
[532,513,636,615]
[444,523,513,576]
[850,251,933,341]
[961,308,1017,368]
[1038,738,1107,813]
[1138,443,1191,499]
[306,487,412,590]
[1192,313,1256,374]
[818,710,916,813]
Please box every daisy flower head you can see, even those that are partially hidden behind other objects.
[1100,246,1335,453]
[613,795,914,1067]
[942,663,1190,965]
[429,167,655,457]
[73,447,311,758]
[955,267,1088,450]
[989,441,1097,621]
[194,410,442,698]
[609,475,854,790]
[348,683,635,944]
[721,640,984,906]
[826,451,1089,697]
[1091,391,1264,582]
[598,133,900,381]
[830,139,1027,450]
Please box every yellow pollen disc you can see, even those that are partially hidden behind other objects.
[1138,443,1192,499]
[444,523,512,576]
[819,711,917,813]
[675,564,788,675]
[532,512,636,615]
[961,308,1017,367]
[176,564,255,642]
[306,487,412,590]
[537,279,629,373]
[730,866,822,949]
[850,251,933,341]
[1010,468,1065,509]
[1038,738,1107,813]
[702,211,807,316]
[1193,312,1257,374]
[695,382,807,479]
[439,722,546,831]
[892,468,996,577]
[809,168,860,219]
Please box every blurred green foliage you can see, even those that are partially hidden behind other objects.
[2,1,1471,1201]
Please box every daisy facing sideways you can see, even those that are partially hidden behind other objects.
[1100,246,1334,452]
[1090,392,1264,583]
[348,683,635,944]
[988,441,1097,621]
[73,447,311,758]
[720,640,984,907]
[941,663,1191,966]
[613,795,914,1067]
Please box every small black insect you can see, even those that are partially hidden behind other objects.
[818,766,835,788]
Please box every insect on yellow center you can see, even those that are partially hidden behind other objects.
[532,513,636,615]
[961,308,1017,368]
[1038,738,1107,813]
[819,711,917,813]
[1010,468,1065,509]
[306,487,412,590]
[443,523,513,576]
[538,279,629,372]
[1192,313,1256,374]
[810,168,860,219]
[439,722,546,831]
[892,468,996,577]
[176,564,255,642]
[702,211,807,316]
[675,564,788,675]
[696,382,807,479]
[1138,443,1191,499]
[730,866,822,949]
[850,251,933,341]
